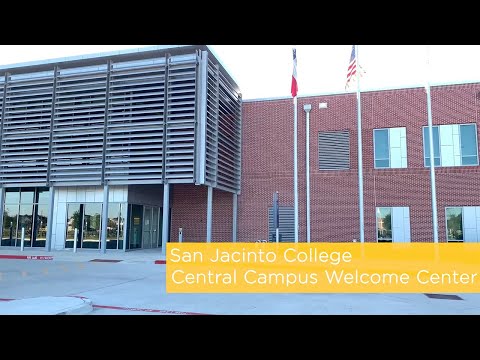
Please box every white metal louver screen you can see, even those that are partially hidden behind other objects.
[205,59,219,186]
[0,48,242,192]
[318,130,350,170]
[216,72,242,193]
[165,55,197,182]
[106,59,166,184]
[50,66,108,185]
[1,74,54,185]
[203,57,242,194]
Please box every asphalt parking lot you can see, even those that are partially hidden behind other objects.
[1,248,480,315]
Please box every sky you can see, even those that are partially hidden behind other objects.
[1,45,480,100]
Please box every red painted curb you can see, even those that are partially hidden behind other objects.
[0,254,53,261]
[154,260,166,264]
[2,297,209,315]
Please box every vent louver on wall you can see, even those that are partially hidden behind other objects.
[105,59,166,184]
[318,130,350,170]
[268,207,295,242]
[1,74,53,185]
[50,66,107,185]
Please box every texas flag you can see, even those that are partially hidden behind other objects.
[291,48,298,98]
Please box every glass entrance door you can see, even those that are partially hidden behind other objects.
[1,188,50,248]
[142,206,160,249]
[152,207,159,247]
[128,204,143,249]
[143,206,152,249]
[65,203,102,249]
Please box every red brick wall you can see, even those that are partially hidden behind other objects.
[239,83,480,243]
[171,184,233,242]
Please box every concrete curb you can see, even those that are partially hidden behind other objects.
[0,252,166,264]
[0,254,53,260]
[0,296,93,315]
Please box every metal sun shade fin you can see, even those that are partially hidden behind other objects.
[165,57,197,182]
[50,67,108,184]
[1,75,54,184]
[205,59,219,186]
[215,72,242,193]
[105,61,166,183]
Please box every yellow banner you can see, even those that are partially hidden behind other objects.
[166,243,480,293]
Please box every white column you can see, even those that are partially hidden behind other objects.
[425,45,439,243]
[100,184,109,254]
[0,188,4,244]
[207,186,213,243]
[232,193,238,242]
[293,97,299,243]
[45,186,55,251]
[161,184,170,255]
[304,104,312,243]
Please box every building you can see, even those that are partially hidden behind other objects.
[1,45,480,252]
[0,45,242,252]
[240,82,480,243]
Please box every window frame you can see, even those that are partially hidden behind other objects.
[376,207,393,242]
[373,127,408,169]
[423,124,479,167]
[373,128,390,169]
[445,206,464,243]
[459,124,479,165]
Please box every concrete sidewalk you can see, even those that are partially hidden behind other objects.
[0,296,93,315]
[1,257,480,315]
[2,247,480,315]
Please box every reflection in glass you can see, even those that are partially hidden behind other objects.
[152,207,159,248]
[4,191,20,205]
[34,204,48,247]
[2,204,19,246]
[377,207,392,242]
[20,190,34,204]
[460,124,478,165]
[18,204,34,247]
[107,203,120,249]
[66,204,82,249]
[374,129,389,168]
[423,126,441,167]
[83,203,102,249]
[37,189,50,204]
[446,207,463,241]
[118,204,125,250]
[129,204,143,249]
[143,206,152,249]
[1,188,50,248]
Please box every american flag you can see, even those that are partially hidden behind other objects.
[345,45,357,90]
[291,48,298,98]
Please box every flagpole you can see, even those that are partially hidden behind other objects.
[356,45,365,243]
[291,47,299,244]
[425,45,439,243]
[294,95,299,243]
